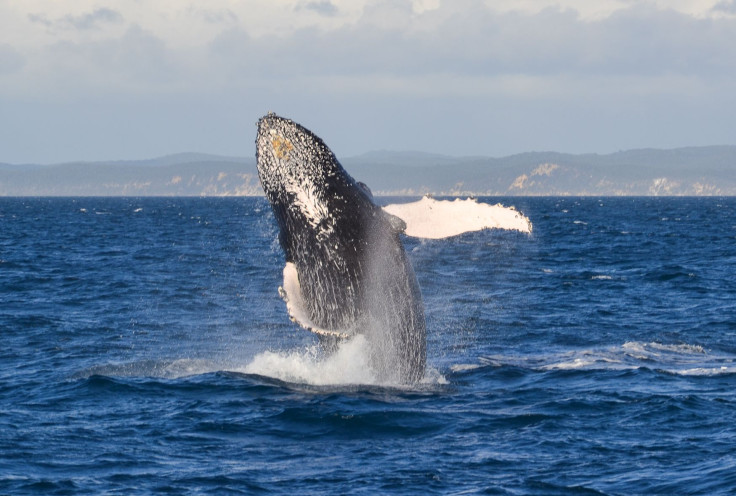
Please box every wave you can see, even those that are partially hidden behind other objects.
[71,358,223,380]
[458,341,736,377]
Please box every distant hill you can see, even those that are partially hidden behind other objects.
[0,154,261,196]
[1,147,735,196]
[343,146,736,196]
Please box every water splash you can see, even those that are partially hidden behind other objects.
[241,336,377,385]
[239,336,446,387]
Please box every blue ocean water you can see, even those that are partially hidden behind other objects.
[1,196,735,495]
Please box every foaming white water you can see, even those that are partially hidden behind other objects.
[675,366,736,376]
[622,341,706,356]
[239,336,446,387]
[383,196,532,239]
[240,336,377,385]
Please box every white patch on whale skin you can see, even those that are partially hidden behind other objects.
[383,196,532,239]
[280,262,349,339]
[283,174,331,232]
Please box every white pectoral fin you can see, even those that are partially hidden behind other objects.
[382,196,532,239]
[280,263,349,339]
[280,262,316,330]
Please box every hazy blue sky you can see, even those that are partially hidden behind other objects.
[2,0,735,163]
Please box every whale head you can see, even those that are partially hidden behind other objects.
[255,113,375,242]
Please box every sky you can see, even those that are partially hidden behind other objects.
[1,0,736,164]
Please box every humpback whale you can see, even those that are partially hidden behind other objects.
[255,113,426,383]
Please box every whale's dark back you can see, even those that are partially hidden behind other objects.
[255,114,426,383]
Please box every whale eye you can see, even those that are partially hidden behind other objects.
[271,135,294,160]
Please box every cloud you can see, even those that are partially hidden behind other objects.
[712,0,736,13]
[12,2,736,83]
[34,25,178,95]
[297,1,340,16]
[66,7,124,30]
[197,2,736,89]
[7,1,736,101]
[28,7,124,31]
[195,8,239,24]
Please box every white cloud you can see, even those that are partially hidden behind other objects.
[189,2,736,86]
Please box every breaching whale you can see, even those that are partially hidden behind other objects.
[255,113,426,383]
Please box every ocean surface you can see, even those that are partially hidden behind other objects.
[2,196,736,495]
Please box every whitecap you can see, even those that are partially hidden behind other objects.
[667,366,736,377]
[623,341,706,356]
[450,363,483,372]
[475,341,734,376]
